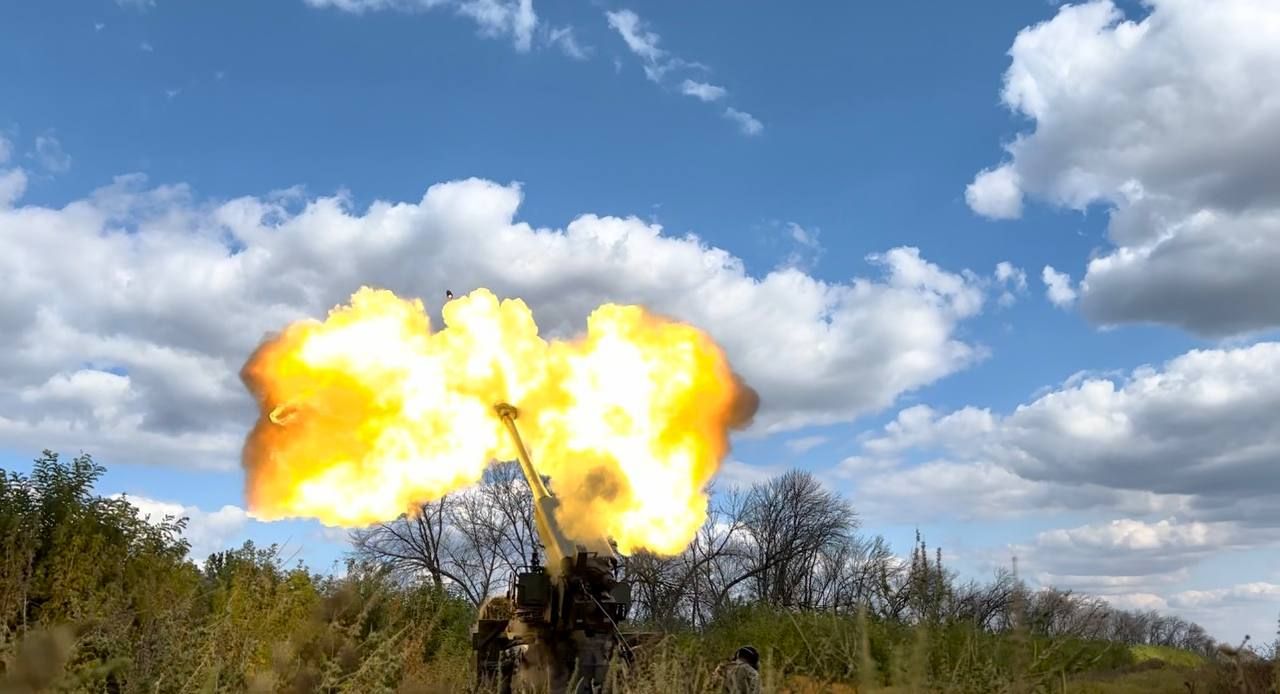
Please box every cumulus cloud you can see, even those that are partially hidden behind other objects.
[965,165,1022,220]
[680,79,726,102]
[970,0,1280,336]
[306,0,537,52]
[0,169,26,208]
[784,435,828,454]
[860,404,996,458]
[848,459,1183,523]
[847,381,1280,639]
[1169,582,1280,610]
[994,261,1027,307]
[1166,581,1280,643]
[0,135,28,208]
[994,262,1026,289]
[1100,593,1170,612]
[997,344,1280,508]
[1026,518,1246,580]
[0,174,989,472]
[830,455,895,479]
[723,108,764,136]
[115,493,249,562]
[845,342,1280,527]
[1041,265,1076,307]
[716,459,784,489]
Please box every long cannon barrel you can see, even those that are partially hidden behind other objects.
[493,403,580,569]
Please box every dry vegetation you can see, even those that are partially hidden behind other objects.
[2,450,1277,693]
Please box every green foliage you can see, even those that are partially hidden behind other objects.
[1,451,201,690]
[0,450,477,693]
[679,603,1139,693]
[2,450,1276,693]
[1128,643,1205,668]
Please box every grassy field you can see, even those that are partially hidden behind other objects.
[1130,644,1206,669]
[3,452,1278,692]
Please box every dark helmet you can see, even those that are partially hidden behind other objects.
[735,645,760,670]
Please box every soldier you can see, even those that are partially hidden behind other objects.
[713,645,760,694]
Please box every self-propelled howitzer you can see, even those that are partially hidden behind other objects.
[471,403,637,694]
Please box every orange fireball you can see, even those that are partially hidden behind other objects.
[240,287,757,555]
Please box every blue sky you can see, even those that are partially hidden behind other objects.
[3,0,1279,643]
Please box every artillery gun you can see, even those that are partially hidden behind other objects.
[471,403,641,694]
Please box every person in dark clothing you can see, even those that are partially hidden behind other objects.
[713,645,760,693]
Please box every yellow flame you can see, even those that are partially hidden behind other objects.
[239,287,757,555]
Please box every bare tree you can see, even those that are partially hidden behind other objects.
[737,469,856,609]
[623,484,751,628]
[347,463,1220,656]
[349,461,536,607]
[350,497,456,591]
[441,462,539,605]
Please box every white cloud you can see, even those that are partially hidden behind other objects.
[1023,518,1251,584]
[606,9,760,135]
[861,404,996,457]
[995,261,1026,290]
[115,493,249,562]
[545,25,588,60]
[1169,582,1280,610]
[843,342,1280,527]
[0,174,989,472]
[995,261,1028,307]
[0,169,26,208]
[139,41,153,52]
[723,108,763,136]
[971,0,1280,336]
[20,369,135,421]
[1041,265,1077,307]
[1165,580,1280,642]
[778,222,822,270]
[0,137,27,207]
[605,9,667,79]
[34,135,71,174]
[306,0,537,52]
[1100,593,1169,612]
[965,164,1022,219]
[1037,518,1231,553]
[784,435,828,454]
[116,0,155,10]
[788,222,818,249]
[716,459,783,489]
[848,459,1182,523]
[830,455,895,479]
[998,344,1280,508]
[680,79,726,102]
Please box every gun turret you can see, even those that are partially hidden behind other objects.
[473,403,638,693]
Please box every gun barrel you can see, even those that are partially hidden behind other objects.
[494,402,577,568]
[494,403,552,502]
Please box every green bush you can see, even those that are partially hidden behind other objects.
[1,451,1273,693]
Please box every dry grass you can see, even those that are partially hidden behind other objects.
[4,452,1277,693]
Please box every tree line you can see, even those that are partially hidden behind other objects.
[352,463,1220,657]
